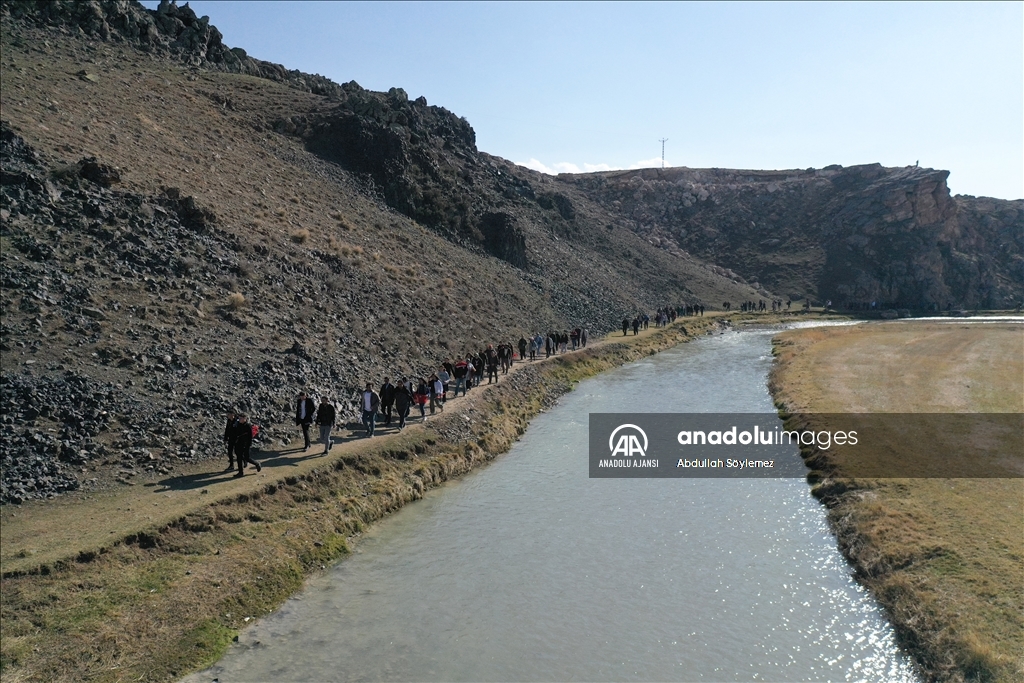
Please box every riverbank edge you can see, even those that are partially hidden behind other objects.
[768,330,1021,683]
[2,314,750,683]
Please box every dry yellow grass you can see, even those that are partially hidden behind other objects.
[771,321,1024,682]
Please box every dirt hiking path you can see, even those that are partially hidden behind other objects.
[1,318,714,574]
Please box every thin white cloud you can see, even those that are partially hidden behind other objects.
[627,157,665,170]
[516,158,667,175]
[518,158,580,174]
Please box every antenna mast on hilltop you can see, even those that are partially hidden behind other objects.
[659,138,668,168]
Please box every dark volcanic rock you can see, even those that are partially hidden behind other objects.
[0,123,267,502]
[77,157,121,187]
[479,212,527,269]
[568,165,1023,309]
[301,89,485,246]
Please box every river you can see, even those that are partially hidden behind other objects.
[188,325,917,682]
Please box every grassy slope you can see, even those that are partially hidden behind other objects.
[0,316,738,683]
[770,322,1024,682]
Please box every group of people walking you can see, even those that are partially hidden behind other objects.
[525,328,590,359]
[221,308,695,475]
[723,299,790,312]
[223,411,264,477]
[223,331,586,474]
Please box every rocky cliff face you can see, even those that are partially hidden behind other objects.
[566,164,1022,309]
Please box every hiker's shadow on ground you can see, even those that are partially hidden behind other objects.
[148,428,405,493]
[150,468,239,492]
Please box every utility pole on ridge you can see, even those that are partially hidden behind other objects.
[659,138,668,169]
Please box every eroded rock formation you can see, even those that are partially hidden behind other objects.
[567,165,1023,308]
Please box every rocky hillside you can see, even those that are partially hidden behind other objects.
[565,165,1023,309]
[0,0,761,505]
[1,0,1018,507]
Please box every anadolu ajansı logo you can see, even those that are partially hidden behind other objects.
[609,424,648,457]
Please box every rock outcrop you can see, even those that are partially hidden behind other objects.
[478,212,528,269]
[2,0,349,97]
[567,165,1023,309]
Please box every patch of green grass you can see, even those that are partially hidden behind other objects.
[159,618,237,678]
[0,633,33,674]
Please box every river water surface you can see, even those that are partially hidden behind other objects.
[191,326,917,682]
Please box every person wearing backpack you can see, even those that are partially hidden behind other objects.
[414,378,429,421]
[315,396,336,454]
[437,365,451,405]
[473,356,485,387]
[233,414,262,477]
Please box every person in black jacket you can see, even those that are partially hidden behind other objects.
[315,396,336,454]
[224,410,238,470]
[379,377,396,426]
[233,414,261,477]
[473,353,485,387]
[486,345,499,384]
[393,378,412,430]
[294,391,316,451]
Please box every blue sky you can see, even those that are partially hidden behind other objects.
[143,1,1022,199]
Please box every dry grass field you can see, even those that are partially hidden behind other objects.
[771,321,1024,682]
